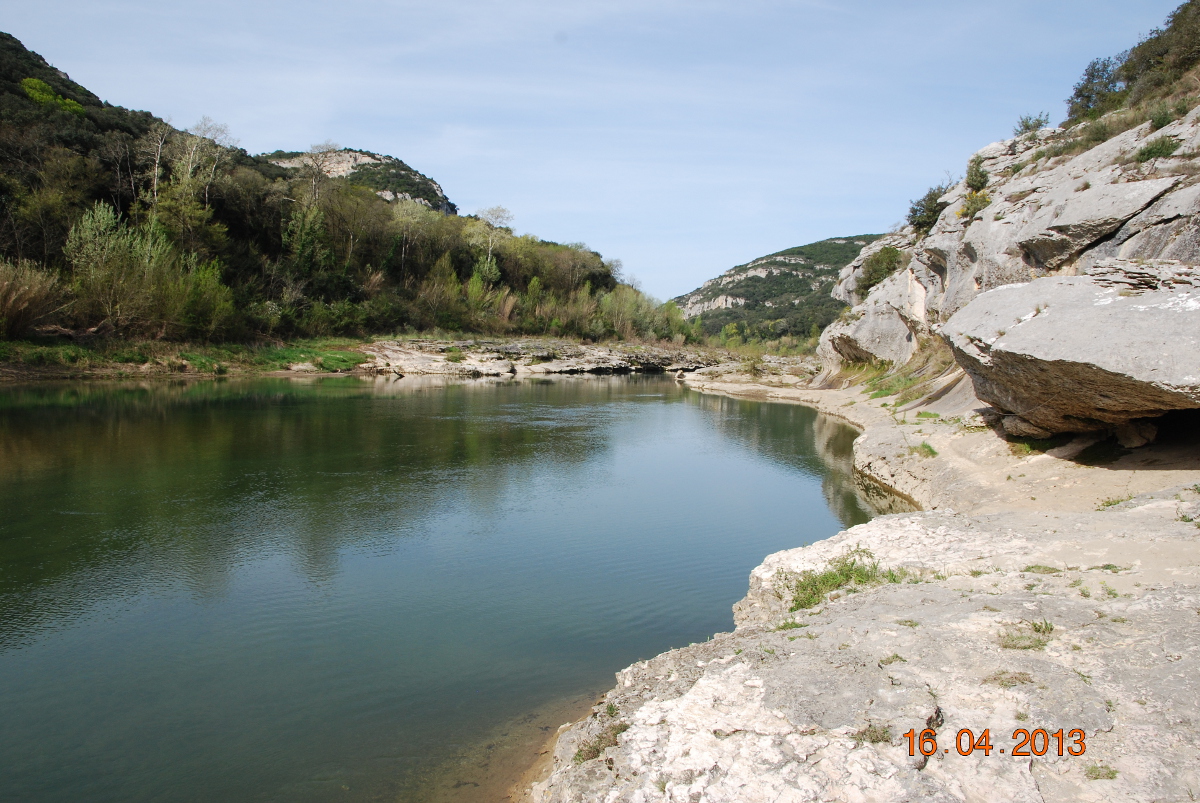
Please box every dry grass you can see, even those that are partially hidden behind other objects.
[0,259,61,339]
[984,670,1034,688]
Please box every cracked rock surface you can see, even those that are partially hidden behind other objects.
[532,493,1200,803]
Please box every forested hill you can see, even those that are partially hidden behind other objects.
[672,235,881,340]
[0,33,688,344]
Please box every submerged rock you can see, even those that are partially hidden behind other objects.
[943,259,1200,442]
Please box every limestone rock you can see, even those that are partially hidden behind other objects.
[821,108,1200,375]
[358,339,724,377]
[533,500,1200,803]
[942,260,1200,437]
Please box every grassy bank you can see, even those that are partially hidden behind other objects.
[0,335,375,380]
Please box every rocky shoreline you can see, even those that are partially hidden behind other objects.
[526,368,1200,802]
[344,339,722,378]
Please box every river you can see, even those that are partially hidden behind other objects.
[0,374,880,802]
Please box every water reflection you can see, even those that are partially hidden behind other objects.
[0,375,885,803]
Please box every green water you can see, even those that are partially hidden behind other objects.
[0,375,877,802]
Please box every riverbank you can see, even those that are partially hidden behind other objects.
[0,335,728,383]
[529,367,1200,802]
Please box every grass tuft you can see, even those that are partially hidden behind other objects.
[1084,764,1118,780]
[785,547,903,611]
[853,724,891,745]
[1098,495,1132,510]
[983,670,1034,688]
[573,721,630,764]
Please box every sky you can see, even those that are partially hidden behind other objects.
[3,0,1181,299]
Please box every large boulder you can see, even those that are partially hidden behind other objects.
[942,260,1200,444]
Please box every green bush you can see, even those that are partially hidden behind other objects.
[1135,136,1181,162]
[0,259,61,339]
[957,190,992,220]
[181,260,236,341]
[1013,113,1050,136]
[65,204,186,337]
[1150,104,1176,130]
[965,156,989,192]
[857,246,905,295]
[906,184,951,237]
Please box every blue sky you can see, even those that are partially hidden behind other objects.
[5,0,1180,298]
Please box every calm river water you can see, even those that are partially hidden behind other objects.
[0,375,879,802]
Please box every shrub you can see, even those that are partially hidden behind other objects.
[181,260,236,341]
[965,156,989,192]
[1135,136,1181,162]
[65,204,189,337]
[1014,113,1050,136]
[857,246,905,295]
[0,259,62,339]
[957,190,991,220]
[907,184,951,237]
[20,77,86,116]
[1150,104,1176,130]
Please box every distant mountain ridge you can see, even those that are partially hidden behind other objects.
[672,235,882,338]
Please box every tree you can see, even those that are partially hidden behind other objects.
[300,140,341,203]
[187,117,238,207]
[138,121,173,210]
[466,205,514,284]
[906,183,951,238]
[1066,56,1125,121]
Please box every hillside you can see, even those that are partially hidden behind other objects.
[0,32,688,346]
[671,235,881,339]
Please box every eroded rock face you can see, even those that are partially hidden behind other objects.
[942,260,1200,441]
[532,498,1200,803]
[818,266,926,366]
[820,107,1200,377]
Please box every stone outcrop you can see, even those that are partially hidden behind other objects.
[532,496,1200,803]
[353,339,723,377]
[819,107,1200,386]
[942,259,1200,444]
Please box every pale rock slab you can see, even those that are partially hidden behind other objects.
[942,260,1200,439]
